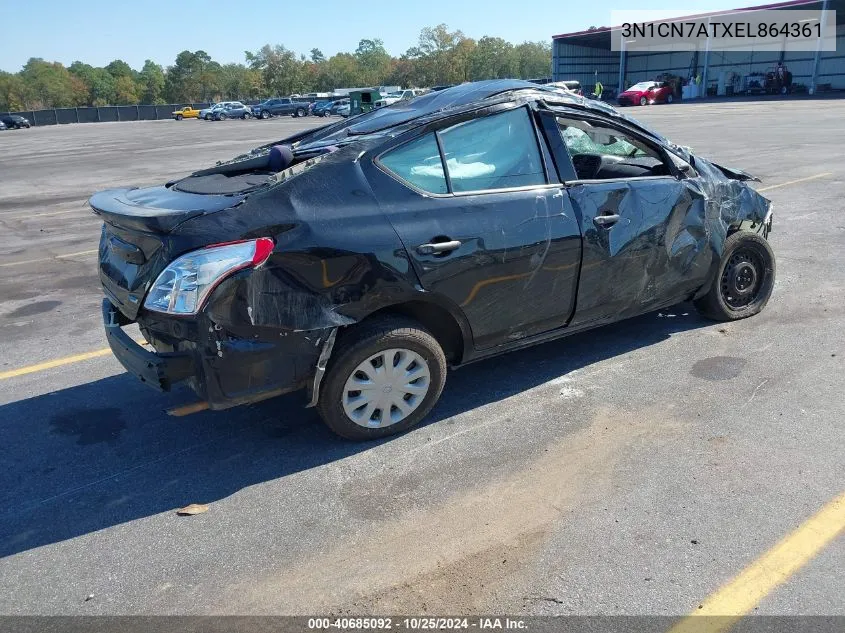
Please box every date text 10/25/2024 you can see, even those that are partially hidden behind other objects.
[307,617,527,630]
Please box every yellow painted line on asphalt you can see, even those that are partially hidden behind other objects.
[757,172,832,192]
[667,490,845,633]
[0,348,112,380]
[166,401,210,417]
[0,339,147,380]
[0,249,98,268]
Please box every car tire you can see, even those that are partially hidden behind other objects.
[176,114,183,120]
[667,94,674,104]
[639,96,648,106]
[296,107,306,117]
[694,231,775,322]
[316,316,447,441]
[219,113,227,120]
[260,110,269,119]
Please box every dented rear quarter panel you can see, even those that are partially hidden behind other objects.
[172,144,424,334]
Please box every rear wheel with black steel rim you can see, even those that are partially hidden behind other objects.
[695,231,775,321]
[316,317,447,440]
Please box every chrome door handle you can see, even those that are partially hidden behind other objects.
[417,240,462,255]
[593,214,620,227]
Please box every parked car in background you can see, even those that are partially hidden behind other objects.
[199,103,221,120]
[211,102,252,120]
[172,106,200,120]
[330,99,350,116]
[335,100,351,117]
[252,98,309,119]
[94,79,774,441]
[1,114,31,129]
[374,88,426,108]
[617,81,674,106]
[312,100,335,117]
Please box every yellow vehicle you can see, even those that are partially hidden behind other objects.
[172,106,200,120]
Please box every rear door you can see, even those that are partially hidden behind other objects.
[544,109,712,327]
[370,105,583,350]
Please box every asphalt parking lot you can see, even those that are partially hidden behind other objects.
[0,102,842,618]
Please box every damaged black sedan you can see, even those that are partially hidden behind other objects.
[93,80,774,440]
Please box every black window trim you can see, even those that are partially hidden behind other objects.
[374,103,555,198]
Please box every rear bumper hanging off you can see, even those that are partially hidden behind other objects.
[102,299,194,391]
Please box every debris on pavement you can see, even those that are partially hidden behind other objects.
[176,503,209,516]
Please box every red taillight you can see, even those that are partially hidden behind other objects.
[251,237,275,266]
[204,237,275,267]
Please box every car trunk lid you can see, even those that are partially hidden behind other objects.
[91,186,247,319]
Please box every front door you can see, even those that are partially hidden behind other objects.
[549,111,712,326]
[371,106,583,350]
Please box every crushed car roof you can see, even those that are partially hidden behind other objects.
[293,80,601,149]
[275,80,675,158]
[345,80,550,134]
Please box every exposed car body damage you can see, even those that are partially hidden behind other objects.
[92,79,773,429]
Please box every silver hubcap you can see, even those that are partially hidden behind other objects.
[342,348,431,428]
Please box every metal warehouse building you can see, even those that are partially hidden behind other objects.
[552,0,845,98]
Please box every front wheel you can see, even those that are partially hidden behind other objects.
[639,96,648,106]
[295,107,306,117]
[695,231,775,321]
[175,114,183,120]
[316,317,447,440]
[260,110,270,119]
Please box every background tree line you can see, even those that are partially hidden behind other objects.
[0,25,550,111]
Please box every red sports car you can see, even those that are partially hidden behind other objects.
[617,81,674,106]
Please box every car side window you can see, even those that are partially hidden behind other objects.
[438,107,546,192]
[556,116,670,181]
[380,133,448,194]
